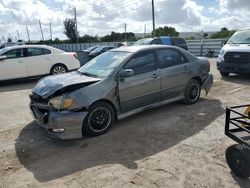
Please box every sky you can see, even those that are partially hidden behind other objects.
[0,0,250,41]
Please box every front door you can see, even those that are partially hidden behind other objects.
[0,48,27,80]
[118,50,161,112]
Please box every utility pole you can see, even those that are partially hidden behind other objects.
[49,22,52,40]
[151,0,155,37]
[124,23,127,41]
[26,25,30,43]
[144,24,147,37]
[39,20,44,41]
[74,7,79,44]
[17,30,20,40]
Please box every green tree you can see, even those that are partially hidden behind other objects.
[78,35,99,43]
[154,26,179,37]
[100,31,135,42]
[210,27,236,39]
[63,18,79,43]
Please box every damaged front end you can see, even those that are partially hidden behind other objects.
[29,72,101,139]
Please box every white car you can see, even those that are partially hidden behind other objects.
[0,45,80,81]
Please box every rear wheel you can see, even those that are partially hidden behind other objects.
[226,144,250,178]
[220,71,229,77]
[183,79,201,104]
[50,64,68,75]
[83,102,115,136]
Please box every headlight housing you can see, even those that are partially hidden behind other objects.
[219,49,224,56]
[48,95,73,110]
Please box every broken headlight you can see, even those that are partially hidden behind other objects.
[48,95,73,110]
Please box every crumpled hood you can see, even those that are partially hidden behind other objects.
[32,71,101,98]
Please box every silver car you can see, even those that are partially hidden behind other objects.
[29,45,213,139]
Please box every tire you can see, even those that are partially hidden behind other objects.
[220,71,229,77]
[83,102,115,136]
[50,64,68,75]
[183,79,201,105]
[226,144,250,178]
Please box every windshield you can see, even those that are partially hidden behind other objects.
[228,30,250,44]
[86,46,97,51]
[133,38,153,46]
[91,46,105,53]
[78,51,131,78]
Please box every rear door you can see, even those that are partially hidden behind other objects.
[0,48,27,80]
[118,50,161,112]
[156,48,192,99]
[25,48,52,76]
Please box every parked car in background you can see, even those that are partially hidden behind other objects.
[217,28,250,76]
[0,45,80,81]
[89,46,114,58]
[30,45,213,139]
[83,46,99,54]
[133,36,188,51]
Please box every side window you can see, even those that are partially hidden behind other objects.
[43,49,51,55]
[157,49,188,69]
[27,48,44,57]
[151,38,162,44]
[4,49,24,59]
[124,51,156,75]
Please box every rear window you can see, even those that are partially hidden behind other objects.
[171,38,186,45]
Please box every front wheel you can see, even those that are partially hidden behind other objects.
[83,102,115,136]
[226,144,250,178]
[183,79,201,104]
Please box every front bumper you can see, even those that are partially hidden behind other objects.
[202,74,213,95]
[30,103,87,139]
[217,61,250,74]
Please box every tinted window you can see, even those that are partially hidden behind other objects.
[172,38,186,45]
[157,49,188,69]
[43,49,51,54]
[26,48,51,57]
[151,38,162,44]
[3,49,24,59]
[124,51,156,75]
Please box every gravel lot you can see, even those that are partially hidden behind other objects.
[0,59,250,188]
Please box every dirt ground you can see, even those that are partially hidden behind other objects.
[0,59,250,188]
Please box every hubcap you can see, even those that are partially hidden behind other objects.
[88,107,111,133]
[53,66,66,74]
[189,84,200,101]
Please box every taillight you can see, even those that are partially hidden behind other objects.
[73,53,77,59]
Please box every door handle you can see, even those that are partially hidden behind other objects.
[151,74,159,78]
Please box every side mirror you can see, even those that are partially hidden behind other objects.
[119,69,134,78]
[0,55,7,61]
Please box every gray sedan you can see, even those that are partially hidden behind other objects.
[29,45,213,139]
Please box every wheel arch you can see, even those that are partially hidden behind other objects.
[50,63,68,75]
[90,99,118,120]
[190,76,202,85]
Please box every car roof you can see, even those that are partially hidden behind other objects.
[3,45,52,50]
[0,45,64,53]
[110,45,176,53]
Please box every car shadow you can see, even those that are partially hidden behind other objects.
[221,74,250,86]
[15,98,224,182]
[0,78,39,92]
[230,172,250,188]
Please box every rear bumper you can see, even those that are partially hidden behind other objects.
[30,103,87,140]
[217,61,250,74]
[202,74,213,95]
